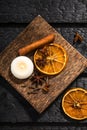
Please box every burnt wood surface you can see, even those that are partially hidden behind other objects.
[0,0,87,23]
[0,0,87,130]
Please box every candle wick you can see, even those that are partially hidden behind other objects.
[18,62,26,69]
[20,64,25,69]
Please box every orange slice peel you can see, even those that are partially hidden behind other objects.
[34,43,68,75]
[62,88,87,120]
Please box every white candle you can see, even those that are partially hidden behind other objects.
[11,56,34,79]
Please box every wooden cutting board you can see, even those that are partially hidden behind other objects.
[0,15,87,113]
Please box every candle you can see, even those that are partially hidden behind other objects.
[11,56,34,79]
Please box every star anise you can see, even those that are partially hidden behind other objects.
[30,72,45,86]
[36,47,49,68]
[39,47,49,57]
[36,58,47,68]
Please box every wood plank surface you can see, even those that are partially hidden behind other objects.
[0,15,87,113]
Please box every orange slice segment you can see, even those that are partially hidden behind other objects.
[62,88,87,120]
[34,43,68,75]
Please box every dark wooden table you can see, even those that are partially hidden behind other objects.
[0,0,87,130]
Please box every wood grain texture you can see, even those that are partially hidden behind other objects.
[0,15,87,113]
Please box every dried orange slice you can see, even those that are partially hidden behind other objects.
[34,43,68,75]
[62,88,87,120]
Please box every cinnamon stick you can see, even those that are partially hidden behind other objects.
[18,34,55,55]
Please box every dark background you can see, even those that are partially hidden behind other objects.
[0,0,87,129]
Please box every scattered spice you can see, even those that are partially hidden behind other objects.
[42,77,50,93]
[36,47,49,68]
[21,85,26,88]
[39,47,49,57]
[36,58,47,68]
[29,86,36,89]
[26,70,51,94]
[20,71,51,94]
[42,84,49,93]
[30,72,45,86]
[27,88,40,94]
[73,32,83,43]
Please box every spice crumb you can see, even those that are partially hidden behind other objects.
[21,85,26,88]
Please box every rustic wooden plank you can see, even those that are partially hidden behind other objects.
[0,16,87,113]
[0,0,87,23]
[0,27,87,122]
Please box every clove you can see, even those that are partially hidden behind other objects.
[27,88,40,94]
[42,77,50,93]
